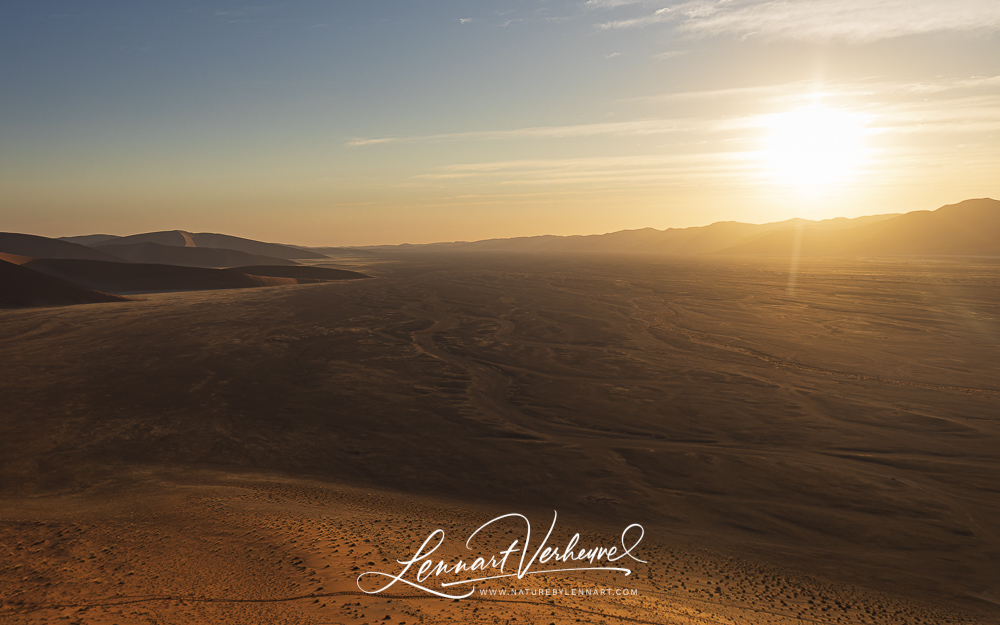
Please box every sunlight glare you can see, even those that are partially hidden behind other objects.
[761,104,871,190]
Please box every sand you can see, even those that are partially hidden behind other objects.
[2,473,985,625]
[1,252,998,623]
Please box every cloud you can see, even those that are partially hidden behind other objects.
[598,6,676,30]
[347,137,399,147]
[346,119,696,147]
[627,74,1000,108]
[873,94,1000,135]
[898,75,1000,94]
[413,153,760,189]
[582,0,646,8]
[627,82,808,104]
[350,74,1000,194]
[654,50,689,59]
[349,73,1000,146]
[598,0,1000,42]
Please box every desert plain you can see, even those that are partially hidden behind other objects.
[1,251,998,624]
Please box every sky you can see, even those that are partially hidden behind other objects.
[2,1,999,246]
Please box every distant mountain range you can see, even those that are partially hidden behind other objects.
[718,199,1000,256]
[358,198,1000,257]
[3,199,998,308]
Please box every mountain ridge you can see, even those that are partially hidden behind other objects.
[344,198,996,256]
[12,198,1000,260]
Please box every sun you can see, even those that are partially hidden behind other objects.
[761,104,871,189]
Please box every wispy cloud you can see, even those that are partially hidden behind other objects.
[873,95,1000,135]
[350,74,1000,197]
[897,75,1000,94]
[349,74,1000,150]
[625,81,815,105]
[413,153,762,190]
[629,74,1000,107]
[582,0,646,9]
[598,0,1000,42]
[346,119,696,147]
[654,50,689,60]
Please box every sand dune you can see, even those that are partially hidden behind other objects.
[188,232,328,260]
[93,229,195,247]
[93,241,300,268]
[4,255,365,305]
[0,251,34,265]
[57,233,126,246]
[25,258,302,293]
[65,229,328,260]
[0,232,126,263]
[0,258,129,307]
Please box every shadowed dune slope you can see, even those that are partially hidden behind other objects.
[189,232,328,260]
[25,258,301,293]
[0,232,126,263]
[228,265,372,280]
[96,230,195,247]
[56,234,122,246]
[0,251,34,265]
[0,258,129,307]
[93,241,299,268]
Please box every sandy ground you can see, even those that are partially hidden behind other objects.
[0,473,985,625]
[1,253,998,623]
